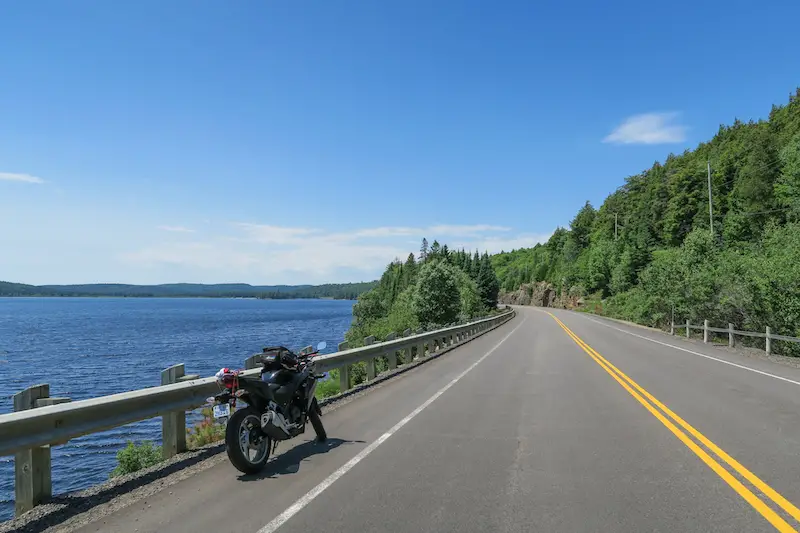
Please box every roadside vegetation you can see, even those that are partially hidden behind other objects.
[186,407,227,449]
[324,239,500,391]
[492,88,800,352]
[110,441,163,478]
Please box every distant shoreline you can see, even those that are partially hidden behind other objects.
[0,295,358,300]
[0,280,377,300]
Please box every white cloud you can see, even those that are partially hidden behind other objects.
[0,172,45,184]
[157,225,195,233]
[603,112,687,145]
[236,223,320,244]
[452,232,554,254]
[121,222,538,283]
[426,224,511,236]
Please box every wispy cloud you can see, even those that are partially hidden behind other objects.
[603,112,687,145]
[122,222,535,283]
[157,225,196,233]
[0,172,45,184]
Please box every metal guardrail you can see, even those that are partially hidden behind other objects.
[672,318,800,354]
[0,307,515,516]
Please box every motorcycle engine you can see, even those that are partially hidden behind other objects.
[288,405,302,424]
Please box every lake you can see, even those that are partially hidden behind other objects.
[0,297,355,521]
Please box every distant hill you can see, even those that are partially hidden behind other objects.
[0,281,377,300]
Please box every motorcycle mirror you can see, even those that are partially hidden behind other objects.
[317,341,327,352]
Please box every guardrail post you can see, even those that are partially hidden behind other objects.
[13,384,52,516]
[670,319,674,336]
[364,336,376,380]
[161,364,187,459]
[766,326,772,355]
[402,329,412,364]
[338,341,350,392]
[385,333,398,369]
[703,320,709,343]
[686,319,690,338]
[729,323,735,348]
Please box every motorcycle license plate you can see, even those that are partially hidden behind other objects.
[213,403,231,419]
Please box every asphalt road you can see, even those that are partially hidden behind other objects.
[71,307,800,533]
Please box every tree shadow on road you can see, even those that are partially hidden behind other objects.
[237,437,364,482]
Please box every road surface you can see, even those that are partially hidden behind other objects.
[72,306,800,533]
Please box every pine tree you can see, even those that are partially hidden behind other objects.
[477,252,500,309]
[402,253,417,289]
[471,251,481,280]
[430,240,441,260]
[419,238,429,262]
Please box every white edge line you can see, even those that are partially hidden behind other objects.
[257,315,527,533]
[580,314,800,387]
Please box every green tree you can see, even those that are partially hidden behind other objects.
[775,132,800,221]
[413,260,462,326]
[570,201,596,249]
[477,252,500,309]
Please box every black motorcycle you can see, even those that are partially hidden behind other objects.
[209,342,328,474]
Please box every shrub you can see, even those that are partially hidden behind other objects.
[186,407,227,449]
[110,441,163,478]
[316,369,341,398]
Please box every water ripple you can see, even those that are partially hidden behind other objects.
[0,297,353,520]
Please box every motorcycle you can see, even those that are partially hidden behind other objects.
[208,341,328,474]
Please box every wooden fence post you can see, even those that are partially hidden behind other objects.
[402,329,412,364]
[364,336,376,380]
[14,384,52,516]
[766,326,772,355]
[161,364,187,459]
[337,341,350,392]
[385,332,397,369]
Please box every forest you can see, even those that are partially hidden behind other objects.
[345,239,501,348]
[311,239,501,396]
[492,88,800,343]
[0,280,377,300]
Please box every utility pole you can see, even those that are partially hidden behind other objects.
[707,160,714,238]
[614,213,618,241]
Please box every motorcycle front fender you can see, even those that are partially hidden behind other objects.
[305,379,318,411]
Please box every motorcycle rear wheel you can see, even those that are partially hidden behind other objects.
[225,407,271,474]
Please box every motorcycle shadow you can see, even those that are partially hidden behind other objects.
[237,437,364,481]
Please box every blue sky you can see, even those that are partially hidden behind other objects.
[1,1,798,285]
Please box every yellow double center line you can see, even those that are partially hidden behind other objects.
[549,312,800,532]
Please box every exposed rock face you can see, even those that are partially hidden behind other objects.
[499,282,557,307]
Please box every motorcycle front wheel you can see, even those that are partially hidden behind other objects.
[225,407,271,474]
[308,398,327,442]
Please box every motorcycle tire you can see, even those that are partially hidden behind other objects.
[225,407,271,474]
[308,398,327,442]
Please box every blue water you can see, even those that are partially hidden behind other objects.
[0,297,354,520]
